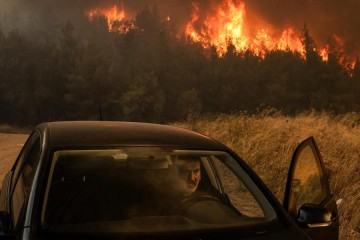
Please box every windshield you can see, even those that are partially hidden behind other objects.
[41,147,276,233]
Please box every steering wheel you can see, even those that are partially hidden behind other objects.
[180,194,221,212]
[180,194,243,224]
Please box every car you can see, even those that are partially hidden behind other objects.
[0,121,338,239]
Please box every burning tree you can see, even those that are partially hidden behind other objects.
[0,0,359,126]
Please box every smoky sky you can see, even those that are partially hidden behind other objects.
[245,0,360,54]
[0,0,359,55]
[0,0,192,27]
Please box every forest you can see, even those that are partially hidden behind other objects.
[1,6,360,127]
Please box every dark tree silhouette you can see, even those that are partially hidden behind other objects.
[0,10,357,126]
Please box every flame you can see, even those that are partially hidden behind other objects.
[185,2,203,44]
[184,0,340,61]
[83,0,355,68]
[185,0,248,54]
[277,28,303,52]
[86,4,129,32]
[319,47,329,61]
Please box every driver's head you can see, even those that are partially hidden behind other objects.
[174,156,201,196]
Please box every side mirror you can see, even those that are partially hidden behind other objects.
[296,204,334,228]
[0,211,10,232]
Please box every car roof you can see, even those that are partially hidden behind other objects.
[36,121,226,149]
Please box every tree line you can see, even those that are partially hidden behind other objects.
[1,6,360,127]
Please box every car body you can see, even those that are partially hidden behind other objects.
[0,121,339,239]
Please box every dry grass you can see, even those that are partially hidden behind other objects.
[0,124,29,134]
[0,133,28,187]
[174,110,360,240]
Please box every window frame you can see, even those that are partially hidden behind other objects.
[283,136,331,218]
[41,148,277,228]
[9,132,41,229]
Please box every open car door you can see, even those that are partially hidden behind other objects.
[283,137,339,240]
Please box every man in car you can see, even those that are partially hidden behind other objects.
[139,156,203,215]
[173,156,202,197]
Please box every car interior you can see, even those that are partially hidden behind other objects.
[41,149,269,231]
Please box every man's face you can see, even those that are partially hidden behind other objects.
[175,159,201,196]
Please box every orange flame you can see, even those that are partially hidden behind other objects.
[86,4,128,32]
[185,0,248,55]
[319,47,329,61]
[185,0,330,60]
[277,28,303,52]
[83,0,355,68]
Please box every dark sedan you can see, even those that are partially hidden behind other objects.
[0,121,338,239]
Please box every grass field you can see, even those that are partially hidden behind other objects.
[0,112,359,239]
[174,110,360,240]
[0,133,28,186]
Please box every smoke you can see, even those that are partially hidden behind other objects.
[0,0,192,32]
[0,0,358,56]
[244,0,360,55]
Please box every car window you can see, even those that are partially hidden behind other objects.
[11,133,39,188]
[211,158,264,218]
[11,138,41,227]
[291,144,328,213]
[41,148,276,233]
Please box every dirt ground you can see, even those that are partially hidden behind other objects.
[0,133,28,188]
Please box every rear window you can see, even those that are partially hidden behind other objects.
[41,147,276,233]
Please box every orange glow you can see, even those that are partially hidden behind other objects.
[185,2,203,44]
[83,0,355,68]
[185,0,248,55]
[86,5,128,32]
[331,34,349,64]
[277,28,303,52]
[319,47,329,61]
[185,0,322,59]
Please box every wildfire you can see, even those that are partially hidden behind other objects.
[185,0,333,60]
[277,28,303,52]
[83,0,355,67]
[185,0,248,54]
[86,4,129,32]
